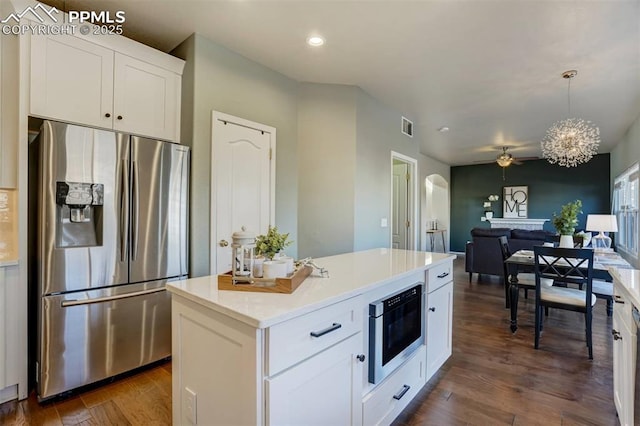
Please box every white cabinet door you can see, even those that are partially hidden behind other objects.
[113,54,180,141]
[30,33,114,129]
[266,333,363,426]
[613,300,636,426]
[426,280,453,379]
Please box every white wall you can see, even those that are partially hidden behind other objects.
[354,89,419,251]
[174,33,452,268]
[172,34,299,276]
[298,83,357,258]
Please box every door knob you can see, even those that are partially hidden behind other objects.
[356,354,366,362]
[219,240,229,247]
[429,307,436,312]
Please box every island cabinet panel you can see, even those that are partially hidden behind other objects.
[426,280,453,379]
[171,297,263,426]
[266,333,363,426]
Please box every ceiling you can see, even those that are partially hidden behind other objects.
[46,0,640,166]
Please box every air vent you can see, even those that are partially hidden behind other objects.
[401,117,413,138]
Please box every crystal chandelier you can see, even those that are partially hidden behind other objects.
[541,70,600,167]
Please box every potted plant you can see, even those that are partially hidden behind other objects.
[255,226,293,260]
[551,199,582,247]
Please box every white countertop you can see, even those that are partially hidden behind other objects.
[167,248,455,328]
[0,260,18,267]
[610,267,640,309]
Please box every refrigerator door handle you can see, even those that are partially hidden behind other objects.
[131,160,140,261]
[60,287,165,307]
[120,159,129,263]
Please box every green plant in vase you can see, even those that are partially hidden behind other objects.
[255,226,293,260]
[552,199,582,247]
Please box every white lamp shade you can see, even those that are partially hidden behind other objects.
[586,214,618,233]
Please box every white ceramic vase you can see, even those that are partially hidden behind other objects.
[559,235,574,248]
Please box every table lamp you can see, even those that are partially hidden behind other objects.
[586,214,618,250]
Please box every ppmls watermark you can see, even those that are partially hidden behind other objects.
[1,4,126,36]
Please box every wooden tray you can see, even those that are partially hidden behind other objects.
[217,265,313,294]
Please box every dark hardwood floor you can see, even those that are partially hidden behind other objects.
[0,256,617,425]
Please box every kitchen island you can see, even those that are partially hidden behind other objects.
[167,248,455,425]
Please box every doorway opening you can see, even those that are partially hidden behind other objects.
[424,174,449,252]
[390,152,418,250]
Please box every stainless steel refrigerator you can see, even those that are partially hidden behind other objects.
[32,120,189,401]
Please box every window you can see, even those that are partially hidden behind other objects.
[613,163,639,258]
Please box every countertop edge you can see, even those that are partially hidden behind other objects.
[0,260,19,267]
[168,251,457,329]
[610,266,640,308]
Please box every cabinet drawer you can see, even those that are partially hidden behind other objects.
[266,297,362,376]
[362,345,426,426]
[426,260,453,293]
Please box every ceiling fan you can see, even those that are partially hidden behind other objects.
[496,146,521,168]
[495,146,531,180]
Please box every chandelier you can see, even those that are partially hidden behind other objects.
[541,70,600,167]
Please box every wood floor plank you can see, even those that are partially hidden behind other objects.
[88,400,132,425]
[54,397,92,425]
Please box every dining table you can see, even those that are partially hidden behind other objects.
[504,249,633,332]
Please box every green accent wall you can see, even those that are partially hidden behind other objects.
[450,154,610,252]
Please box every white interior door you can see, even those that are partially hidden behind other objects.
[392,162,409,249]
[211,112,275,274]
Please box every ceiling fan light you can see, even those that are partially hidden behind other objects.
[496,153,513,167]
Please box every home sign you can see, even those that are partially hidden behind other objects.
[503,186,528,218]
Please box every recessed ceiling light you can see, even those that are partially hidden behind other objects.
[438,126,450,133]
[307,36,325,47]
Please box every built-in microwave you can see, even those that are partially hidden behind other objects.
[368,283,425,384]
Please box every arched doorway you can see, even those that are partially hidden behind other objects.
[425,174,449,252]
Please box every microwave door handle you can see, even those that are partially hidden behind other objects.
[131,160,139,261]
[120,159,129,263]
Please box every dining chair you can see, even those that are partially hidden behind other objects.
[541,236,612,316]
[533,246,596,359]
[498,236,553,308]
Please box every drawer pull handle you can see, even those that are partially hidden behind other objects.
[614,295,625,304]
[612,330,623,341]
[393,384,411,400]
[310,322,342,338]
[356,354,366,362]
[437,272,449,279]
[429,307,436,312]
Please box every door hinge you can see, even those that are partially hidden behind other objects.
[406,173,410,181]
[269,148,272,160]
[406,220,410,228]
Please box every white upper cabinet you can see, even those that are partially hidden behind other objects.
[113,54,180,141]
[30,33,114,130]
[29,30,183,142]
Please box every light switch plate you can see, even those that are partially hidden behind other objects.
[381,218,388,227]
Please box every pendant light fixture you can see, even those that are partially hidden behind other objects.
[541,70,600,167]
